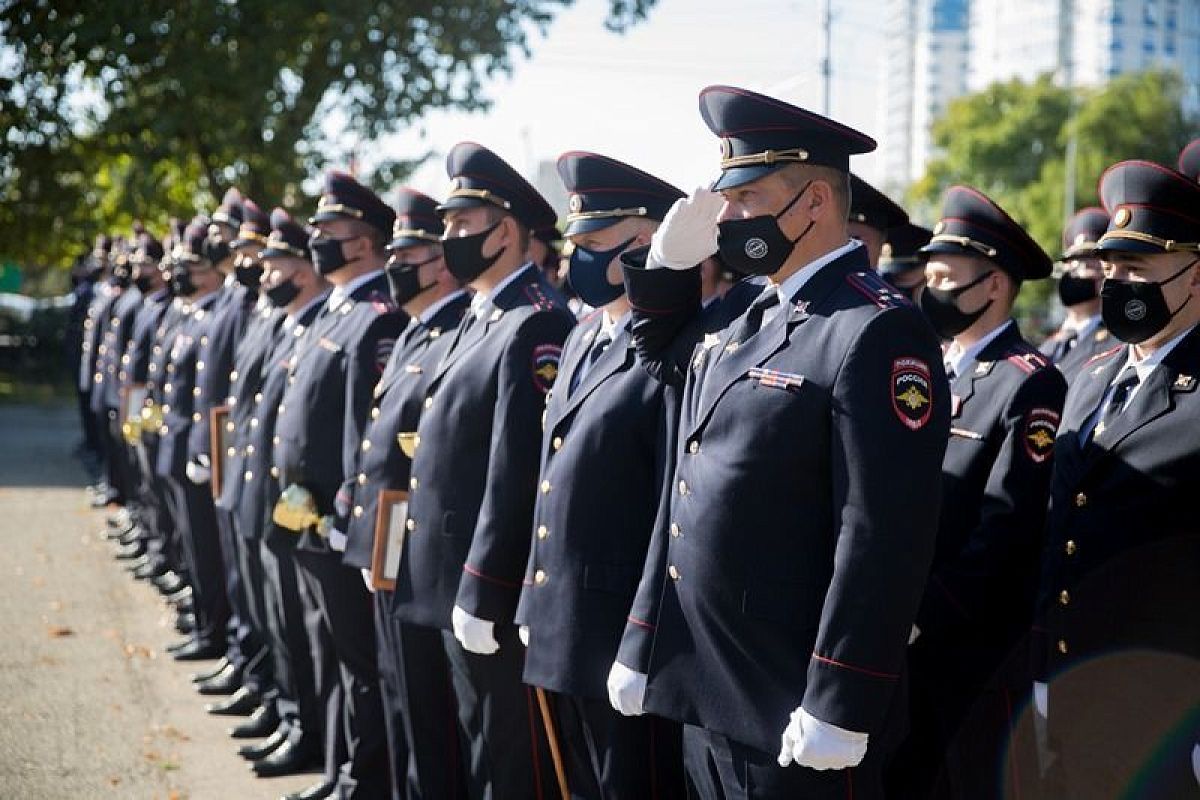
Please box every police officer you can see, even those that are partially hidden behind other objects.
[272,171,405,799]
[847,173,909,267]
[391,142,574,799]
[878,222,932,301]
[514,150,687,799]
[337,188,470,800]
[1034,159,1200,798]
[1040,208,1112,382]
[239,208,331,783]
[606,85,949,799]
[891,186,1066,798]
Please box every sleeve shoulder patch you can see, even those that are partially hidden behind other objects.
[1022,408,1060,463]
[1085,344,1124,367]
[892,356,933,430]
[531,343,562,394]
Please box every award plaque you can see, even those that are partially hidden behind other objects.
[371,489,409,591]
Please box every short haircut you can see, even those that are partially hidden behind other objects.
[780,163,851,220]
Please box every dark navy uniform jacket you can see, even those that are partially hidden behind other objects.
[514,310,673,700]
[79,285,118,394]
[95,285,143,412]
[188,282,256,464]
[215,304,283,521]
[121,289,173,392]
[392,265,575,631]
[1039,320,1114,384]
[338,292,471,572]
[616,244,949,755]
[1034,325,1200,684]
[155,290,223,480]
[914,323,1066,685]
[240,301,324,543]
[143,301,187,428]
[273,273,407,555]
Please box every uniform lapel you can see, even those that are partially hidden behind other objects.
[554,324,634,426]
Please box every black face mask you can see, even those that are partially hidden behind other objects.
[134,274,155,293]
[171,264,197,297]
[1100,259,1197,344]
[265,278,301,308]
[204,238,231,266]
[568,236,634,308]
[385,254,440,307]
[717,182,815,276]
[234,260,263,290]
[310,236,354,276]
[442,222,504,284]
[1057,272,1099,307]
[112,267,132,289]
[919,270,995,339]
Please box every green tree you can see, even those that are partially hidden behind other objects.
[909,70,1196,331]
[0,0,657,279]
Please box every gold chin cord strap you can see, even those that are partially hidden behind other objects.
[719,147,810,170]
[929,233,998,258]
[1098,230,1200,252]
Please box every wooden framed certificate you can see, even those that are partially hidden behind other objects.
[209,404,233,499]
[371,489,409,591]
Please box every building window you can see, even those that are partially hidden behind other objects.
[1143,39,1155,54]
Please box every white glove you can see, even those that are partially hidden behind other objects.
[1033,681,1048,720]
[451,605,499,655]
[606,660,648,717]
[777,707,869,771]
[185,459,211,484]
[518,625,530,647]
[360,568,375,593]
[908,625,921,645]
[649,186,725,270]
[328,528,347,552]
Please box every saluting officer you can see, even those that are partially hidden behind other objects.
[606,86,949,799]
[337,188,470,800]
[391,142,574,799]
[1040,208,1113,383]
[272,172,406,800]
[1034,160,1200,798]
[878,223,932,301]
[891,186,1066,799]
[239,208,331,783]
[513,151,687,799]
[847,173,909,267]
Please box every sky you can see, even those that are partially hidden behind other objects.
[366,0,888,210]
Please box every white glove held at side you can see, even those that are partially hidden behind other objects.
[777,707,869,771]
[518,625,530,647]
[606,660,648,717]
[648,186,725,270]
[185,460,211,485]
[451,605,499,655]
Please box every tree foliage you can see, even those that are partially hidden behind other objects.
[0,0,657,279]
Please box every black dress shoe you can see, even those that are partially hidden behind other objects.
[171,639,223,661]
[133,561,167,581]
[117,527,144,547]
[230,704,279,739]
[239,725,288,759]
[174,613,196,635]
[280,778,335,800]
[116,544,147,562]
[191,656,230,683]
[206,685,259,716]
[165,585,193,605]
[166,636,195,653]
[251,739,319,778]
[196,663,241,696]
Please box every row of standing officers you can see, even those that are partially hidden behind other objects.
[77,85,1200,799]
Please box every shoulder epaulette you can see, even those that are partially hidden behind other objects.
[523,283,555,312]
[1085,344,1124,366]
[845,271,906,309]
[1000,344,1050,375]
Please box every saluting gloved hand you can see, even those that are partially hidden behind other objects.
[451,605,499,655]
[518,625,530,647]
[606,660,648,716]
[649,186,725,270]
[185,457,211,485]
[777,707,869,771]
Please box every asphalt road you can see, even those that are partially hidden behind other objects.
[0,403,315,799]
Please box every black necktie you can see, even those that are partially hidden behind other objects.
[728,287,781,347]
[1091,366,1139,442]
[570,330,612,395]
[1053,330,1079,363]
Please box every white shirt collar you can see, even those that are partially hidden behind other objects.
[774,239,862,306]
[600,308,631,340]
[946,319,1015,377]
[328,268,384,311]
[1121,323,1197,385]
[223,273,237,288]
[419,288,469,325]
[1063,313,1102,337]
[148,287,169,302]
[285,290,331,329]
[470,262,534,318]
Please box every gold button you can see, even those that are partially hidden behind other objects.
[164,383,173,393]
[534,569,547,585]
[254,392,263,403]
[196,360,205,371]
[225,421,235,432]
[244,470,254,481]
[668,564,680,581]
[362,440,371,451]
[192,412,202,422]
[192,386,201,397]
[278,404,285,414]
[552,436,563,451]
[670,522,681,538]
[250,418,259,428]
[406,518,416,532]
[353,505,364,518]
[1074,492,1087,507]
[1059,590,1070,606]
[167,364,175,372]
[245,444,255,455]
[537,524,549,540]
[409,477,418,490]
[272,435,280,445]
[688,440,700,454]
[371,407,380,420]
[541,480,551,494]
[1057,639,1068,654]
[226,447,236,457]
[161,404,171,414]
[423,397,433,409]
[358,473,367,485]
[230,370,239,382]
[1065,540,1077,555]
[678,480,688,496]
[270,466,279,478]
